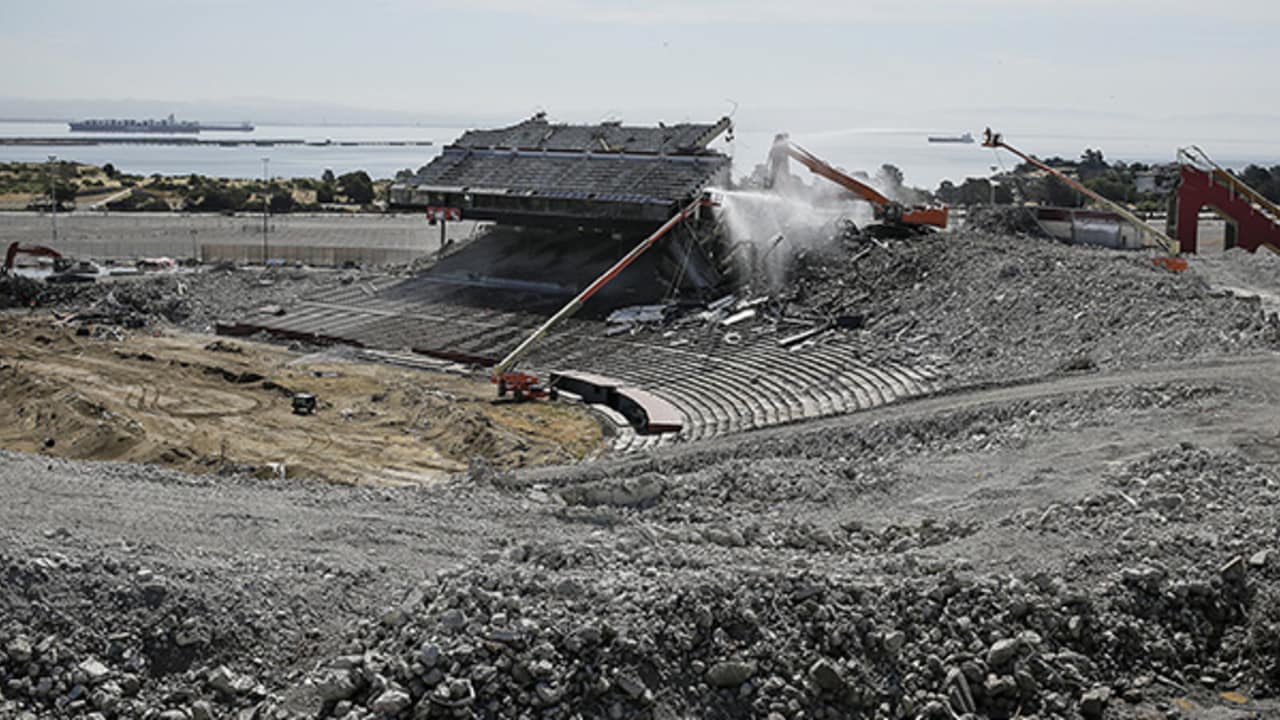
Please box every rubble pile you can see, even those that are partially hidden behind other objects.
[0,267,373,332]
[1,379,1278,718]
[782,231,1280,382]
[0,544,385,719]
[287,529,1275,720]
[0,275,90,311]
[962,206,1047,237]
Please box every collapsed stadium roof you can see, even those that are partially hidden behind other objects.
[390,113,732,228]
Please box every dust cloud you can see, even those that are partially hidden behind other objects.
[711,182,875,290]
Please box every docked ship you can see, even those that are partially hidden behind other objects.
[927,132,975,144]
[68,114,254,133]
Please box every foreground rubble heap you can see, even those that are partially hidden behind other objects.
[4,378,1280,718]
[5,229,1280,719]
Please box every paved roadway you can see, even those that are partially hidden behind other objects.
[0,211,485,262]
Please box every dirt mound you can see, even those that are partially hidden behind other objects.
[0,317,602,484]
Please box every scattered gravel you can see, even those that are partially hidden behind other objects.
[5,230,1280,719]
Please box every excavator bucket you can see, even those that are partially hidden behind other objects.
[1151,256,1188,273]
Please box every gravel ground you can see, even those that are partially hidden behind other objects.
[4,357,1280,719]
[4,230,1280,719]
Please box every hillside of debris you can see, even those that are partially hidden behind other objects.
[779,229,1280,382]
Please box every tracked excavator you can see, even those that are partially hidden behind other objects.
[766,134,949,235]
[3,242,63,275]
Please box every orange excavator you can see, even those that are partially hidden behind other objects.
[766,134,948,234]
[2,242,63,276]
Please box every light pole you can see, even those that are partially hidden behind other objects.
[261,157,269,265]
[47,155,58,245]
[989,165,998,205]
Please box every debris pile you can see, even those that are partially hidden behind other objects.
[599,229,1279,387]
[286,526,1274,720]
[1,267,372,332]
[963,205,1047,237]
[781,230,1280,381]
[0,545,378,720]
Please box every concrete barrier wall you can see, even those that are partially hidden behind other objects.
[199,243,420,266]
[0,211,483,262]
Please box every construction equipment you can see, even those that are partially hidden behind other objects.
[3,242,63,276]
[766,134,948,234]
[491,196,709,400]
[982,128,1184,269]
[291,393,317,415]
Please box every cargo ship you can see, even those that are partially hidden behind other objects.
[68,114,254,134]
[927,132,975,144]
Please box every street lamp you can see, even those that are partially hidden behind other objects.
[261,157,269,265]
[47,155,58,245]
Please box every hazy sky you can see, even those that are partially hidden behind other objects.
[4,0,1278,135]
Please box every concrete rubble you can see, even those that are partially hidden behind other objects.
[4,220,1280,719]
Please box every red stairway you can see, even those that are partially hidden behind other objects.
[1173,147,1280,254]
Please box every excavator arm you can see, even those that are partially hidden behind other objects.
[491,196,710,399]
[3,242,62,275]
[982,128,1180,259]
[766,135,948,230]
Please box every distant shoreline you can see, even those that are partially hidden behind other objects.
[0,137,433,148]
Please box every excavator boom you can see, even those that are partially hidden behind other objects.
[767,136,948,230]
[982,128,1179,257]
[490,196,710,399]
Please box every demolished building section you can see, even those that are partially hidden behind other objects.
[390,113,733,228]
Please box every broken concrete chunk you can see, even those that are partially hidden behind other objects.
[987,638,1020,667]
[808,658,846,692]
[77,658,110,684]
[1080,686,1111,719]
[371,688,412,714]
[1220,555,1246,583]
[706,660,756,688]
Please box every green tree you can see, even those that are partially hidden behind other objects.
[1084,176,1131,203]
[338,170,374,204]
[935,180,957,204]
[1045,176,1084,208]
[103,163,118,179]
[190,186,249,212]
[1239,165,1280,203]
[321,168,336,185]
[269,187,296,213]
[1078,148,1108,180]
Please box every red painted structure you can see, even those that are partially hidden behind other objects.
[1173,163,1280,254]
